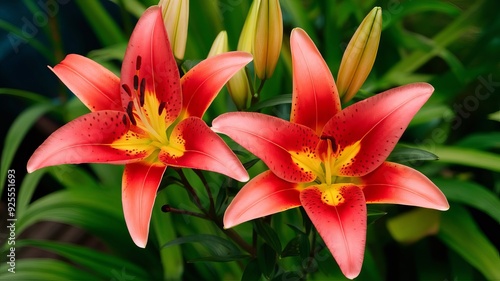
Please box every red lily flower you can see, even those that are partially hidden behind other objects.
[27,6,251,248]
[212,28,449,279]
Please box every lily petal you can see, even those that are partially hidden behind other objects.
[160,117,249,182]
[360,162,449,210]
[27,111,147,173]
[122,162,166,248]
[51,54,122,111]
[300,185,366,279]
[322,83,434,177]
[224,171,301,228]
[180,52,253,118]
[121,6,182,125]
[212,112,321,183]
[290,28,340,135]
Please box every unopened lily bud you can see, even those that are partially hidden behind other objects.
[159,0,189,60]
[254,0,282,80]
[337,7,382,102]
[225,0,260,110]
[238,0,260,53]
[207,31,228,58]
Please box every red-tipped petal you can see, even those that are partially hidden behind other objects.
[224,171,301,228]
[212,112,321,183]
[121,6,182,125]
[159,117,249,182]
[180,52,253,118]
[122,162,166,248]
[300,185,366,279]
[290,28,340,135]
[51,54,122,111]
[322,83,434,177]
[27,111,147,173]
[361,162,449,210]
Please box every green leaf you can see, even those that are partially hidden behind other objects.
[456,132,500,150]
[387,145,439,164]
[162,234,247,262]
[433,145,500,172]
[241,259,262,281]
[47,166,101,191]
[281,233,310,260]
[382,0,461,30]
[0,88,52,104]
[386,209,441,244]
[258,243,277,278]
[74,0,126,46]
[253,220,282,254]
[380,0,484,87]
[152,189,184,280]
[246,94,292,112]
[0,259,98,281]
[17,169,46,217]
[0,20,54,62]
[0,103,55,194]
[367,207,387,225]
[15,240,149,280]
[489,110,500,122]
[438,204,500,280]
[434,178,500,225]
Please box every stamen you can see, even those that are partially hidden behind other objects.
[158,101,166,115]
[126,101,136,125]
[133,75,139,90]
[121,84,132,97]
[136,55,142,70]
[122,114,128,126]
[139,78,146,107]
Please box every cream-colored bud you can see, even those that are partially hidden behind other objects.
[159,0,189,60]
[207,31,228,58]
[254,0,282,80]
[337,7,382,102]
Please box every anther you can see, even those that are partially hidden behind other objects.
[139,78,146,107]
[126,101,136,125]
[158,101,166,115]
[133,75,139,90]
[136,55,142,70]
[121,84,132,97]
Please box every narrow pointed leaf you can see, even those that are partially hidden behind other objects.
[122,162,166,248]
[162,234,246,262]
[438,205,500,280]
[224,171,301,228]
[387,145,439,164]
[322,83,434,177]
[180,52,252,118]
[361,162,449,210]
[121,6,181,125]
[300,185,366,279]
[386,209,441,244]
[27,111,146,173]
[290,28,340,135]
[160,117,248,182]
[51,54,122,111]
[254,219,282,254]
[1,102,54,193]
[212,112,321,183]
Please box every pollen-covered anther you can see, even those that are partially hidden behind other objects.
[126,101,137,125]
[136,55,142,70]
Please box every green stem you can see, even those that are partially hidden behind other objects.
[176,169,206,214]
[193,170,215,216]
[161,204,208,220]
